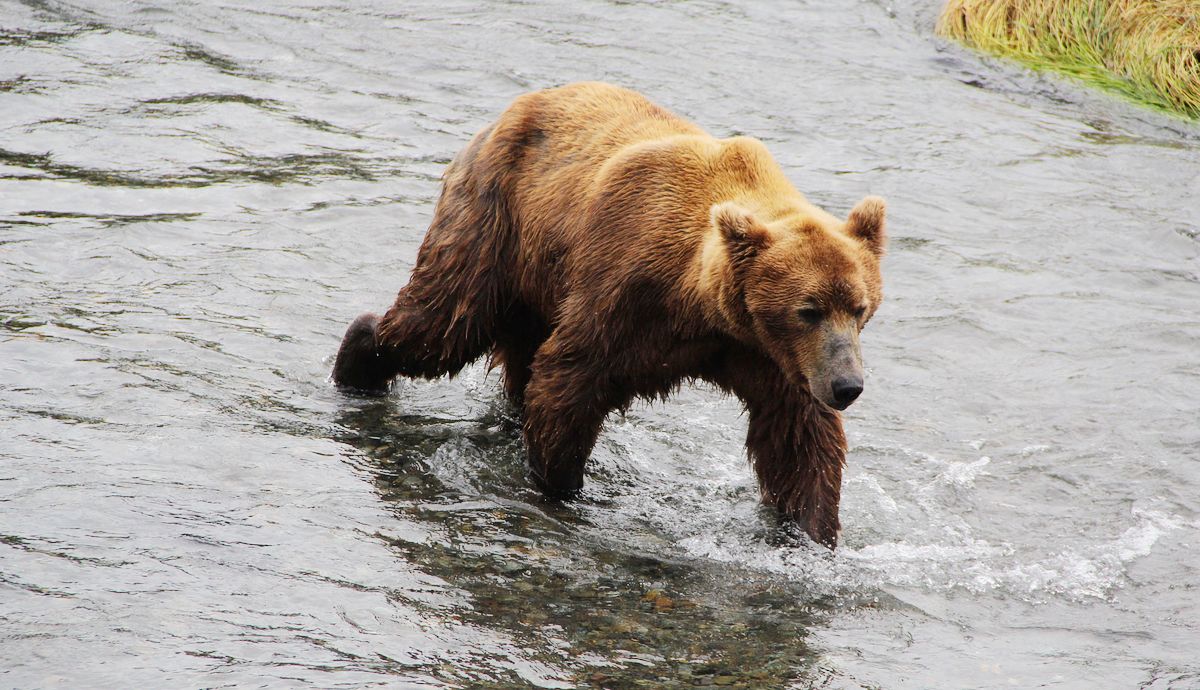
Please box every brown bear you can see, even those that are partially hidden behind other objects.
[333,82,885,549]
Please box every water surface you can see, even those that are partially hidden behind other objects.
[2,1,1199,688]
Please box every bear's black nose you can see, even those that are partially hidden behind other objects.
[832,377,863,407]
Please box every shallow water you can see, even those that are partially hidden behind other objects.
[2,1,1199,688]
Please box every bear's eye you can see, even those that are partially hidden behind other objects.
[797,306,823,324]
[853,305,868,321]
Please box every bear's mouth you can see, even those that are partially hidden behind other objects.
[827,398,854,412]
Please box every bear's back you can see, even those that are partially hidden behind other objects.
[499,84,804,239]
[438,82,824,320]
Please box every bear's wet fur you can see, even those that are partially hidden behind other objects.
[333,82,886,548]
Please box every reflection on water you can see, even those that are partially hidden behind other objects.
[335,402,831,688]
[2,0,1199,688]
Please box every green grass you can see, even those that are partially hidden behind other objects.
[937,0,1200,119]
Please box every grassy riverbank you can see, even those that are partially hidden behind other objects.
[937,0,1200,119]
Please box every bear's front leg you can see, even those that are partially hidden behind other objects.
[521,338,623,497]
[733,374,847,549]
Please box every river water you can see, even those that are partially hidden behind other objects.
[2,1,1198,688]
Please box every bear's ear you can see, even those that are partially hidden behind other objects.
[846,196,887,257]
[711,202,770,256]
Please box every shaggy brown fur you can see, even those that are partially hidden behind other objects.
[333,82,886,549]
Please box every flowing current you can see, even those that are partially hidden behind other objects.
[2,1,1198,688]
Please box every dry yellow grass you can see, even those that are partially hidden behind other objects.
[937,0,1200,119]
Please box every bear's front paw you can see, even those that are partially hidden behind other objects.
[529,463,585,499]
[332,313,392,395]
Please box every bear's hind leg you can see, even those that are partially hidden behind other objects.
[493,341,537,409]
[491,305,550,409]
[332,288,496,394]
[332,312,393,394]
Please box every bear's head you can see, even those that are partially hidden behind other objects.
[710,197,886,410]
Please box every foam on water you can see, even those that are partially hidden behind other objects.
[550,402,1187,606]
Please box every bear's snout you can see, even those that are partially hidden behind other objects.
[810,328,865,411]
[831,376,864,410]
